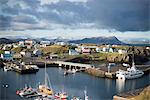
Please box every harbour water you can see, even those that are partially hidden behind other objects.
[0,67,150,100]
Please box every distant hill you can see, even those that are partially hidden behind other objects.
[0,38,27,44]
[0,38,14,44]
[69,36,125,45]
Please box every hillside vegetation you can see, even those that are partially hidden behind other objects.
[40,45,69,54]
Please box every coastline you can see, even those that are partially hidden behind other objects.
[113,85,150,100]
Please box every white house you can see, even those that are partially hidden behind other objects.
[146,47,150,50]
[20,50,31,57]
[40,41,50,45]
[69,49,79,55]
[19,41,25,46]
[33,49,42,56]
[55,42,67,45]
[118,49,127,54]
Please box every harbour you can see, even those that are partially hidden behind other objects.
[0,65,150,100]
[0,0,150,99]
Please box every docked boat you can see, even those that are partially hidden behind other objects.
[71,97,80,100]
[84,90,88,100]
[3,66,11,72]
[16,85,37,98]
[3,63,12,72]
[116,55,144,80]
[64,69,76,75]
[71,89,88,100]
[38,62,53,97]
[13,63,39,74]
[54,92,68,100]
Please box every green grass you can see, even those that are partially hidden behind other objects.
[0,50,4,54]
[11,47,23,53]
[40,45,69,55]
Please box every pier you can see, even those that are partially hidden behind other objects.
[53,61,92,70]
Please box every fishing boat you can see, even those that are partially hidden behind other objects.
[116,54,144,80]
[54,92,68,100]
[38,62,53,97]
[16,85,37,97]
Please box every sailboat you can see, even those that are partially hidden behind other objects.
[38,61,53,97]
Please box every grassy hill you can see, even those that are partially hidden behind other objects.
[40,45,69,55]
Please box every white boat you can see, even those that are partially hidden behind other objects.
[71,89,88,100]
[3,66,11,72]
[64,69,76,75]
[84,90,88,100]
[116,55,144,80]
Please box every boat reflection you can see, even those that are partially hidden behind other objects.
[116,79,125,93]
[105,79,111,93]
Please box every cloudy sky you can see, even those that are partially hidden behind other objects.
[0,0,149,40]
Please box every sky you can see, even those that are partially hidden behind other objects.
[0,0,149,40]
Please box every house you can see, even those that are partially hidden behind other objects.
[76,46,99,54]
[55,42,67,45]
[13,53,22,59]
[20,50,31,57]
[102,47,109,52]
[40,41,50,45]
[25,40,36,49]
[69,49,79,55]
[13,44,19,48]
[102,47,114,53]
[118,49,127,54]
[75,48,82,53]
[96,47,102,52]
[49,54,58,59]
[109,48,114,53]
[19,41,25,47]
[0,51,13,61]
[25,40,36,45]
[146,47,150,50]
[81,47,91,54]
[33,49,42,56]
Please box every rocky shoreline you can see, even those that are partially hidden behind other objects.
[113,85,150,100]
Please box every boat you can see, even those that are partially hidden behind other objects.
[84,90,88,100]
[116,54,144,80]
[3,63,12,72]
[13,63,39,74]
[71,97,80,100]
[54,92,68,100]
[64,69,76,75]
[16,85,37,97]
[71,89,88,100]
[3,66,10,72]
[38,62,53,97]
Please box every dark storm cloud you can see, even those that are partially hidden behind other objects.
[0,0,149,31]
[0,15,11,30]
[87,0,149,31]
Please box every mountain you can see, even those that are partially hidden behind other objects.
[69,36,125,45]
[124,38,150,45]
[0,38,14,44]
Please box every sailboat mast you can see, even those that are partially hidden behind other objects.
[132,47,136,68]
[45,60,47,87]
